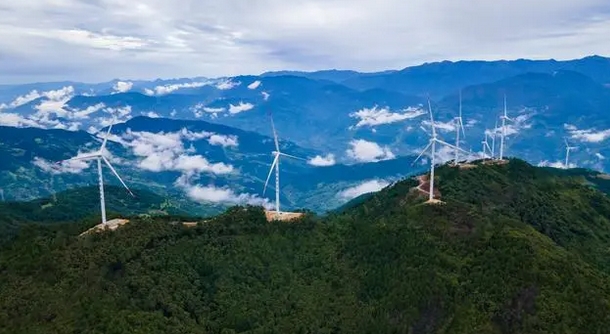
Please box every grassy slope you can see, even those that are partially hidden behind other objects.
[0,160,609,333]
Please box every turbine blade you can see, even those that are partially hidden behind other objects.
[419,126,430,136]
[435,139,469,154]
[427,98,436,137]
[270,115,280,152]
[101,123,114,150]
[459,117,466,138]
[484,142,493,153]
[102,156,134,197]
[412,141,432,166]
[57,152,100,164]
[263,155,279,195]
[280,152,305,161]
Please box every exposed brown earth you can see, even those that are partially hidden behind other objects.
[80,218,130,236]
[265,211,304,222]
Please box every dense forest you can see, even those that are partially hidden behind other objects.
[1,159,610,333]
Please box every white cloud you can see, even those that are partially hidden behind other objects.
[216,79,240,90]
[8,90,46,108]
[203,106,226,113]
[350,106,425,128]
[185,184,270,207]
[229,102,254,114]
[52,29,150,51]
[191,103,226,118]
[72,103,106,119]
[33,154,91,174]
[346,139,395,162]
[3,87,76,126]
[105,106,132,118]
[35,86,75,110]
[145,81,211,95]
[247,80,261,89]
[537,160,576,169]
[338,180,390,200]
[174,155,234,174]
[179,128,213,140]
[0,112,41,127]
[144,111,161,118]
[596,153,605,160]
[567,125,610,143]
[118,128,235,175]
[113,81,133,93]
[262,92,270,101]
[308,154,336,166]
[2,1,610,84]
[208,134,239,147]
[422,119,456,132]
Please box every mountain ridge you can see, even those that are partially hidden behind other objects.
[1,159,610,333]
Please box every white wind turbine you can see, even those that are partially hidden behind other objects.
[490,118,498,159]
[263,115,304,217]
[481,133,493,159]
[564,138,577,168]
[498,94,513,160]
[413,99,468,203]
[57,123,134,224]
[453,90,466,164]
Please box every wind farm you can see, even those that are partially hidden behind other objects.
[412,99,469,204]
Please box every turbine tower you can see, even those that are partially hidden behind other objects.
[413,99,468,203]
[453,90,466,165]
[498,94,513,160]
[564,138,577,168]
[263,115,304,217]
[491,118,498,159]
[57,124,134,224]
[481,133,493,159]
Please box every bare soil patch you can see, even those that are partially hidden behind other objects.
[265,211,304,222]
[80,218,130,236]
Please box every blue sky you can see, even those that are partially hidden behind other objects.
[1,0,610,84]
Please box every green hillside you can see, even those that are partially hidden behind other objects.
[1,160,610,333]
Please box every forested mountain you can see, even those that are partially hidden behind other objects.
[0,185,213,244]
[0,119,420,213]
[1,159,610,333]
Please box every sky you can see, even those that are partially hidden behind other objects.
[1,0,610,84]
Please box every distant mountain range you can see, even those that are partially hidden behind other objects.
[0,116,421,213]
[1,55,610,211]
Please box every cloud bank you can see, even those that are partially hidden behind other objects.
[346,139,395,162]
[3,1,610,83]
[338,180,390,200]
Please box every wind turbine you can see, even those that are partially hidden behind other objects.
[498,94,513,160]
[481,133,493,159]
[490,118,498,159]
[413,99,468,203]
[564,138,577,168]
[57,123,134,224]
[263,115,304,217]
[453,90,466,165]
